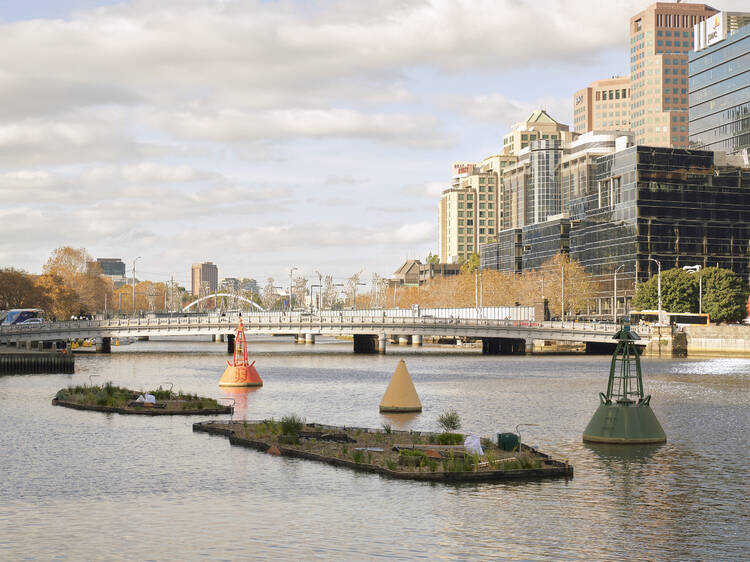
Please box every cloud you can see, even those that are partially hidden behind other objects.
[448,92,573,129]
[146,107,447,147]
[401,181,446,198]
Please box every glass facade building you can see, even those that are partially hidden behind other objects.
[480,229,522,273]
[522,218,572,271]
[689,22,750,154]
[482,146,750,313]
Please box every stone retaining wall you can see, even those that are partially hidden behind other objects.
[684,325,750,356]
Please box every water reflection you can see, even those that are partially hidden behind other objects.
[0,338,748,560]
[379,411,420,430]
[219,386,262,420]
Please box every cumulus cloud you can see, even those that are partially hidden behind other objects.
[401,181,446,198]
[448,93,573,129]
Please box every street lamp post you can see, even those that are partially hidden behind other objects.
[353,282,366,310]
[683,265,703,313]
[288,267,297,313]
[614,264,624,324]
[649,258,662,324]
[132,256,141,318]
[315,270,323,311]
[560,261,565,322]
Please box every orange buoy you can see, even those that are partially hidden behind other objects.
[219,321,263,387]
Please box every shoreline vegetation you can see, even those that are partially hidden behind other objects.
[193,417,573,483]
[52,383,232,415]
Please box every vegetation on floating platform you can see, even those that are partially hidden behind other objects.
[194,416,571,482]
[53,382,229,414]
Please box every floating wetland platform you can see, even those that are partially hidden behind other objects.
[52,384,232,416]
[193,420,573,483]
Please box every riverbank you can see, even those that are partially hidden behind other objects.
[193,420,573,482]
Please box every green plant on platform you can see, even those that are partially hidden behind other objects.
[436,433,464,445]
[352,449,364,463]
[386,459,396,471]
[437,409,461,432]
[382,423,392,434]
[280,414,305,436]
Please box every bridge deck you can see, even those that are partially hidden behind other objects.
[1,312,652,345]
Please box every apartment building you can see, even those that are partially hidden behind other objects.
[629,2,718,148]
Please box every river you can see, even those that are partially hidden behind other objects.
[1,337,748,560]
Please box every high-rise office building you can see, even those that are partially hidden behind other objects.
[629,2,717,148]
[191,262,218,296]
[572,76,631,133]
[689,12,750,155]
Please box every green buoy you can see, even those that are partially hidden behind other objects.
[582,320,666,444]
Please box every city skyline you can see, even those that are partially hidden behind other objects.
[2,0,748,287]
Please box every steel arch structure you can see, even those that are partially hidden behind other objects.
[182,293,265,312]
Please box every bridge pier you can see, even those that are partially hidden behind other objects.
[482,337,526,355]
[227,334,235,354]
[412,335,422,347]
[96,337,111,354]
[398,335,411,346]
[353,334,378,354]
[305,333,315,344]
[378,334,387,354]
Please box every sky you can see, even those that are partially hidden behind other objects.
[1,0,746,289]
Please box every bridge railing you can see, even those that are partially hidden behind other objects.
[0,312,653,338]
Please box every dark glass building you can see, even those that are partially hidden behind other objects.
[482,146,750,314]
[480,229,522,273]
[521,218,572,271]
[689,21,750,155]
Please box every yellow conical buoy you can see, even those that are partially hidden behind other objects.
[379,359,422,413]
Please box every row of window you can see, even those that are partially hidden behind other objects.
[656,40,691,48]
[595,89,629,101]
[654,13,707,29]
[657,30,691,38]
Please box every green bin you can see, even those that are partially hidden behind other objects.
[497,432,519,451]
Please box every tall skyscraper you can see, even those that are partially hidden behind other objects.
[572,76,631,133]
[191,262,218,296]
[689,12,750,154]
[629,2,717,148]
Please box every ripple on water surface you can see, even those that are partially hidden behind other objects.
[0,338,748,560]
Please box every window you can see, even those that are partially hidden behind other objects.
[596,91,601,101]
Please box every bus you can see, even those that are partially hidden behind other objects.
[630,310,710,326]
[0,308,45,325]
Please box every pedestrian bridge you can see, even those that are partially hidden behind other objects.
[0,309,652,354]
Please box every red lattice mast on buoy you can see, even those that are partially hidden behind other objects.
[219,321,263,387]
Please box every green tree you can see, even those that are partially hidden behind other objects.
[700,267,746,323]
[425,252,439,264]
[632,268,698,313]
[459,253,480,274]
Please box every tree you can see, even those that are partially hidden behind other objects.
[261,278,278,310]
[700,267,745,323]
[538,253,594,318]
[460,253,480,274]
[426,252,439,264]
[632,267,699,313]
[42,246,111,314]
[0,268,46,309]
[321,275,339,309]
[34,274,78,320]
[292,275,308,309]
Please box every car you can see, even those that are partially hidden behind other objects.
[19,318,44,325]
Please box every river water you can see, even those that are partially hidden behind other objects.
[1,337,748,561]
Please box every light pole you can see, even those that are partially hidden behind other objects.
[614,264,624,324]
[288,267,297,313]
[683,265,702,313]
[315,270,323,311]
[649,258,662,324]
[353,282,366,310]
[132,256,141,318]
[560,261,565,322]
